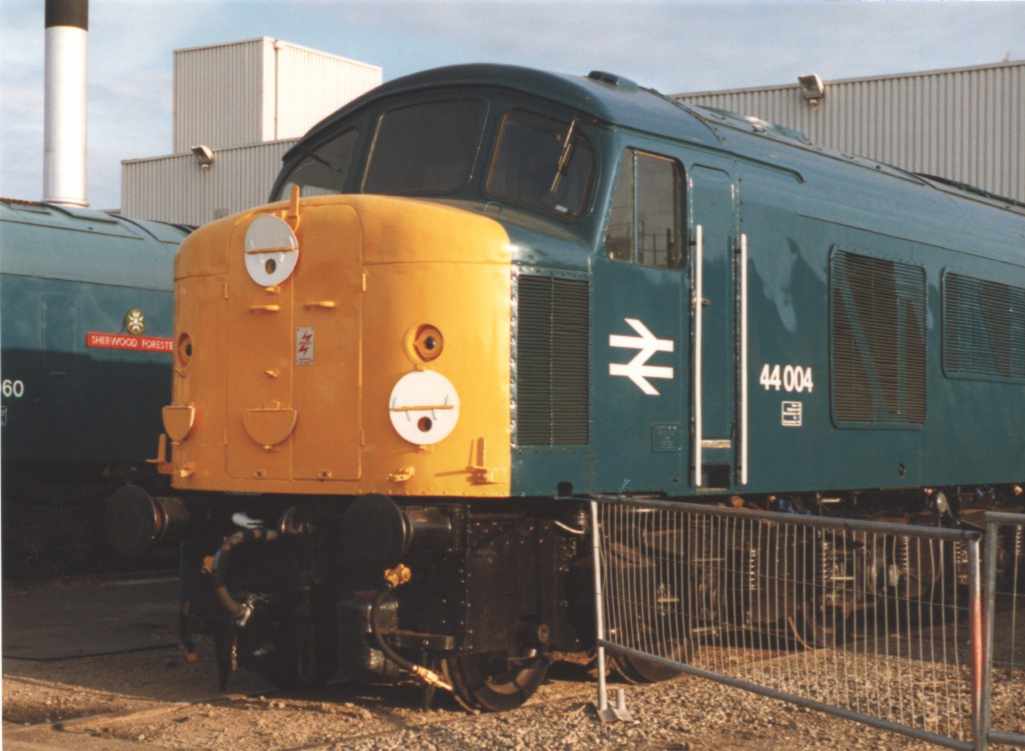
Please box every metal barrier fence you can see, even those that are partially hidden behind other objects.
[980,511,1025,750]
[590,498,989,751]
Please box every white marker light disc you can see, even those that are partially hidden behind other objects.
[244,214,299,287]
[388,370,460,446]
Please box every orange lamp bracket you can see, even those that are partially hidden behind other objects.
[243,407,298,449]
[285,184,302,232]
[162,405,196,444]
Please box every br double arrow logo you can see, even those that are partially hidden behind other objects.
[608,318,675,396]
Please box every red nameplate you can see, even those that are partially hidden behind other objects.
[85,331,174,353]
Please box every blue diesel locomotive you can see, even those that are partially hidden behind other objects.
[113,64,1024,709]
[1,198,189,571]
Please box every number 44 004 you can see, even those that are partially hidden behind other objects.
[758,364,814,394]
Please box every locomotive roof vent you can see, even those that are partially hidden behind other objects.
[587,70,639,91]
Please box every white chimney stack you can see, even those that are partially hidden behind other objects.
[44,0,88,206]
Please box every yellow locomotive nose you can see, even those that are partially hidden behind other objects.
[165,194,513,497]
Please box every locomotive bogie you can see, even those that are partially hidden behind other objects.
[171,495,590,701]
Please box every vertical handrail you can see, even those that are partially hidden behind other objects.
[693,224,704,488]
[591,500,609,715]
[738,232,749,486]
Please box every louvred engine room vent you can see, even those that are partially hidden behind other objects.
[515,275,590,446]
[830,250,927,426]
[943,272,1025,380]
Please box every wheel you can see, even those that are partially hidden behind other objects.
[786,532,852,648]
[601,511,692,684]
[443,651,550,712]
[266,619,316,689]
[610,639,688,684]
[788,602,842,649]
[264,614,336,690]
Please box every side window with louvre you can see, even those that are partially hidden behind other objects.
[830,250,927,426]
[943,273,1025,381]
[604,150,685,269]
[515,275,590,446]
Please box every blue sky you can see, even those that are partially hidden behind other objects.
[2,0,1023,209]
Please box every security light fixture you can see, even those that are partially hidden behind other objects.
[798,74,825,105]
[191,144,215,168]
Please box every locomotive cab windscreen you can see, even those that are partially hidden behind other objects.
[271,92,600,232]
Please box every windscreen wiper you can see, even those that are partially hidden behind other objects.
[548,118,578,194]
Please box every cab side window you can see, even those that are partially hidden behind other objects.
[605,150,685,268]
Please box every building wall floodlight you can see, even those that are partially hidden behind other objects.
[798,74,825,105]
[191,144,215,168]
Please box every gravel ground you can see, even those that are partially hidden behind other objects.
[5,644,1024,750]
[4,574,1024,750]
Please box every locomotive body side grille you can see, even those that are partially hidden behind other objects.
[515,275,553,446]
[830,250,926,425]
[943,272,1025,380]
[515,274,590,446]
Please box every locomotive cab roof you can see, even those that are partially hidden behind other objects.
[280,63,1025,267]
[288,63,1025,218]
[285,63,722,162]
[0,198,191,289]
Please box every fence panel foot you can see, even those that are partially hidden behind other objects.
[597,687,632,723]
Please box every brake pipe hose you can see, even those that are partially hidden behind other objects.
[370,588,453,692]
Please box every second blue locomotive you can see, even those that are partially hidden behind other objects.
[1,198,189,570]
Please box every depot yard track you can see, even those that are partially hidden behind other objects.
[3,575,1022,751]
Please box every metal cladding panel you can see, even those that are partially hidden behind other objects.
[173,39,267,152]
[0,274,175,465]
[122,140,295,226]
[172,38,381,152]
[1,199,180,465]
[675,61,1024,202]
[273,42,382,141]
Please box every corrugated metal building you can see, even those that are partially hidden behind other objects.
[674,60,1024,202]
[127,54,1022,224]
[122,140,293,224]
[172,38,382,151]
[122,38,381,226]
